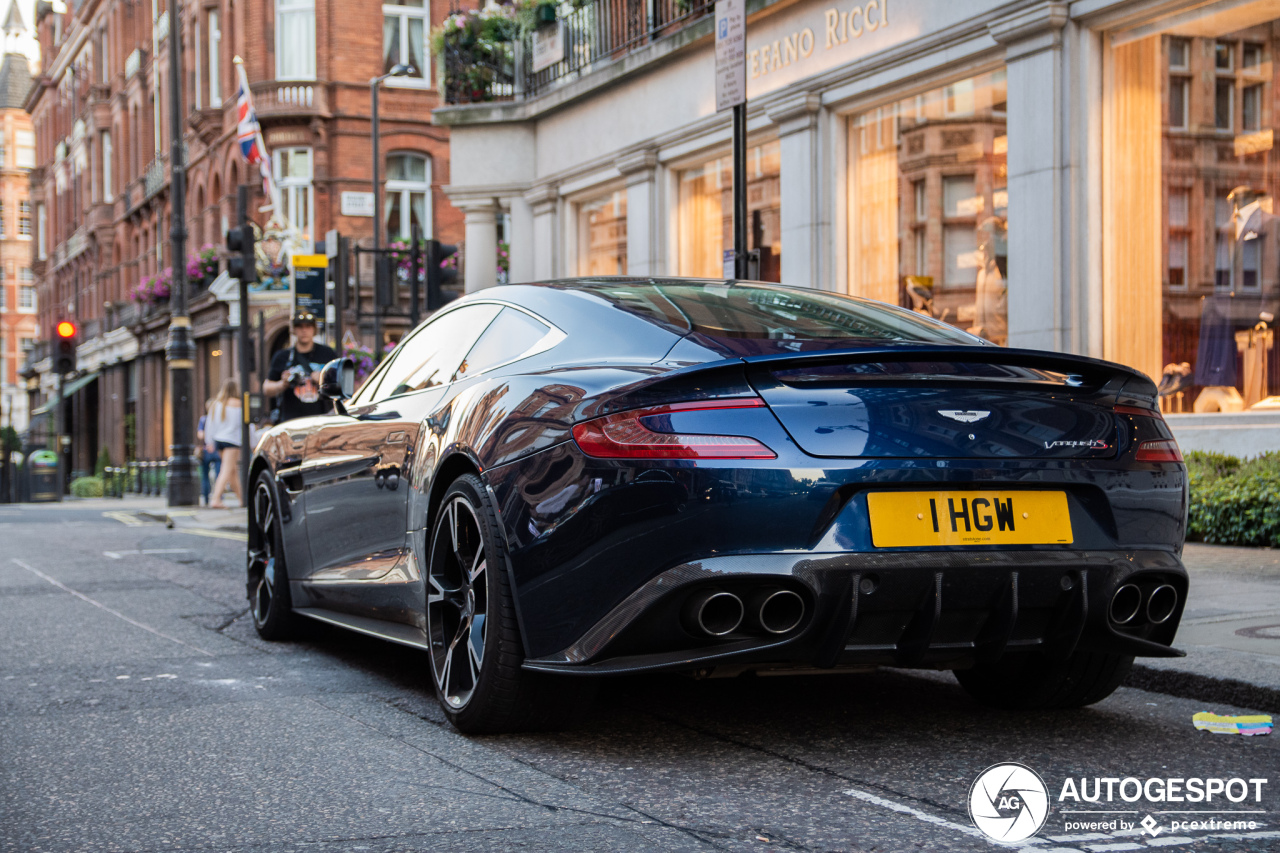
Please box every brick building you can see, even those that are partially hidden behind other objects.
[23,0,461,475]
[0,5,36,438]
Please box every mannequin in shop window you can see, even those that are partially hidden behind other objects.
[969,217,1008,346]
[1197,186,1276,413]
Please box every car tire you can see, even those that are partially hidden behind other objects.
[426,474,594,734]
[954,649,1133,710]
[248,471,295,641]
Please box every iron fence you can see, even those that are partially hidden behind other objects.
[442,0,713,105]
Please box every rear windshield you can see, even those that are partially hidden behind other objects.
[573,280,981,348]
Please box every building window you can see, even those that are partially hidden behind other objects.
[577,190,627,276]
[0,201,6,238]
[1169,37,1189,69]
[848,68,1008,344]
[18,285,34,311]
[1215,78,1234,130]
[19,202,31,237]
[677,140,781,281]
[20,337,33,355]
[384,153,431,241]
[194,16,202,110]
[1169,78,1189,129]
[383,0,427,81]
[15,130,33,168]
[1216,41,1235,70]
[36,204,45,259]
[98,27,109,83]
[274,148,313,242]
[101,131,113,202]
[0,282,5,310]
[276,0,316,81]
[1243,83,1263,130]
[208,10,221,106]
[21,267,33,282]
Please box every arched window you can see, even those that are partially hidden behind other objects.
[385,152,430,241]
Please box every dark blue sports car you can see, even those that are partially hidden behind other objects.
[246,278,1188,733]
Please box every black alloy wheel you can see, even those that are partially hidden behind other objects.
[425,474,595,733]
[427,489,490,711]
[248,471,294,640]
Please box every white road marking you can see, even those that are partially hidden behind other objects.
[102,511,148,526]
[843,787,1059,849]
[174,527,246,542]
[10,558,215,656]
[101,550,189,558]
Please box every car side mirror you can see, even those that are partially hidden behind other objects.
[319,358,355,414]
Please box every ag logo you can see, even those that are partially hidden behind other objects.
[968,763,1050,843]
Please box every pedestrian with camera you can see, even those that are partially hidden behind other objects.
[263,311,338,425]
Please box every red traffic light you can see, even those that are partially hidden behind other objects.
[56,321,77,339]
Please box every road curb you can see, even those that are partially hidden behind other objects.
[1125,664,1280,713]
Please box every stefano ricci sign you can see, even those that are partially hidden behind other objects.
[745,0,975,100]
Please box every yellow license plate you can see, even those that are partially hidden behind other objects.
[866,491,1073,547]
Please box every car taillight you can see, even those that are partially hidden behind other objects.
[572,398,777,459]
[1113,405,1184,461]
[1115,405,1162,418]
[1136,439,1184,463]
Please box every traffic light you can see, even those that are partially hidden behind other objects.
[426,240,458,311]
[54,320,77,375]
[226,222,258,284]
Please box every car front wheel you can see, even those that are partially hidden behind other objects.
[248,472,295,640]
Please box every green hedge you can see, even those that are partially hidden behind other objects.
[69,476,104,498]
[1186,451,1280,548]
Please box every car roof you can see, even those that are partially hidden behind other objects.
[460,277,984,360]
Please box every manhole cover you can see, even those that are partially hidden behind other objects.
[1235,623,1280,639]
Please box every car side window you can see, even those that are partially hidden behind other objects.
[368,303,503,402]
[454,308,554,381]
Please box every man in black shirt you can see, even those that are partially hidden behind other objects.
[264,311,339,423]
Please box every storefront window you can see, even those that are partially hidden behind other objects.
[577,190,627,276]
[848,69,1008,344]
[676,140,781,281]
[1107,5,1280,415]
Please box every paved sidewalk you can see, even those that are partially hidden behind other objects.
[1129,542,1280,710]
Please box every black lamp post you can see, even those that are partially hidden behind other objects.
[164,8,198,506]
[370,63,413,359]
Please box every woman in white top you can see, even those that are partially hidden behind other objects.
[207,379,243,509]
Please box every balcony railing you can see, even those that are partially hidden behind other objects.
[442,0,713,105]
[251,81,330,119]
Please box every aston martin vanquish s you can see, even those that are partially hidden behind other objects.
[247,279,1187,733]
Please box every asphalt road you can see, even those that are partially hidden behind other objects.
[2,503,1279,853]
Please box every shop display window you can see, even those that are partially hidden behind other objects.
[847,69,1008,344]
[676,140,782,281]
[1107,4,1280,414]
[578,190,627,276]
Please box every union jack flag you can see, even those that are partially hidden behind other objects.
[234,61,278,207]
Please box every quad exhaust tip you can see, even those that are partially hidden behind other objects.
[755,589,806,635]
[1146,584,1178,625]
[1109,584,1143,625]
[687,591,745,637]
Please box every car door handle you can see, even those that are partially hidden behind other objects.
[357,410,401,421]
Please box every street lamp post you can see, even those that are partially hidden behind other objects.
[164,8,198,506]
[370,63,413,359]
